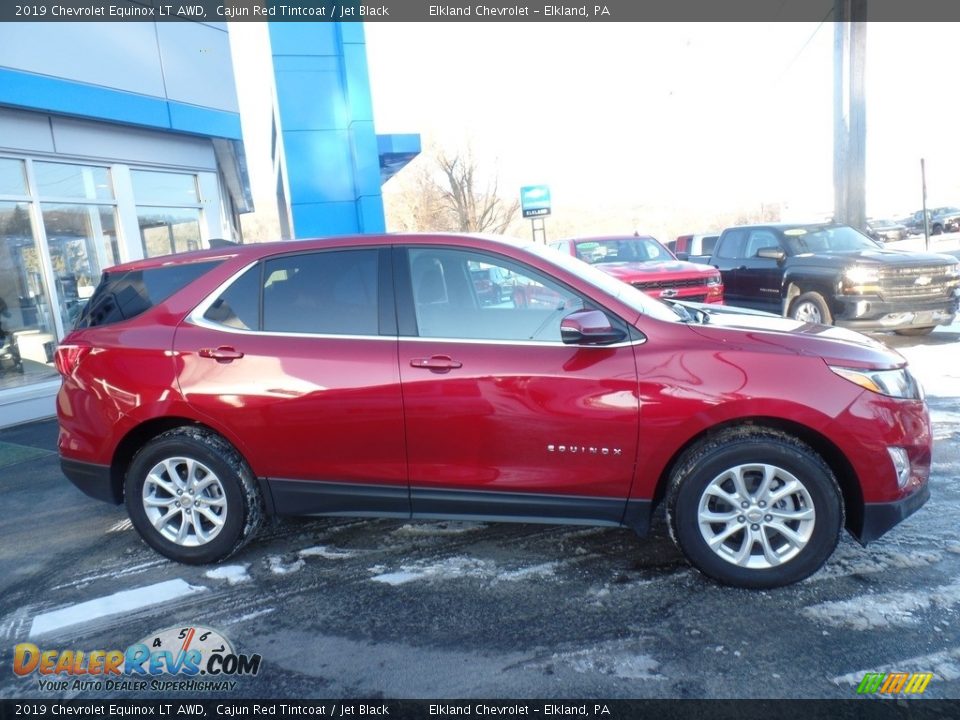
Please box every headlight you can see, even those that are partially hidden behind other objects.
[829,365,924,400]
[706,274,721,286]
[842,265,881,294]
[947,262,960,280]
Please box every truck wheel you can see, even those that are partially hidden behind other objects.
[789,292,832,325]
[932,224,943,235]
[125,427,264,564]
[895,327,935,337]
[666,429,843,589]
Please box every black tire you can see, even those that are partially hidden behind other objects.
[125,427,263,564]
[789,291,833,325]
[932,224,943,236]
[666,428,843,589]
[894,326,935,337]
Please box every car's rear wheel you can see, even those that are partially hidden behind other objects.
[125,427,263,564]
[894,326,935,337]
[789,291,833,325]
[666,429,843,588]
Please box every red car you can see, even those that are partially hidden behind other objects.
[550,235,724,304]
[57,234,930,588]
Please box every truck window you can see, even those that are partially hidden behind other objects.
[714,229,747,259]
[744,230,781,258]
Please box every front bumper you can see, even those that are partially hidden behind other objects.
[855,485,930,545]
[833,292,959,331]
[61,457,120,505]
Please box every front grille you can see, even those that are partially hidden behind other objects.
[879,265,957,301]
[632,278,708,291]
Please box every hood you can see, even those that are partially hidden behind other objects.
[790,247,957,269]
[596,260,717,280]
[682,307,904,370]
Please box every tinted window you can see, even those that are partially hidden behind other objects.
[409,248,587,342]
[744,230,781,258]
[701,235,719,254]
[714,229,747,259]
[203,264,261,330]
[75,261,221,329]
[262,250,378,335]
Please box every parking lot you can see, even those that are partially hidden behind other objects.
[2,306,959,700]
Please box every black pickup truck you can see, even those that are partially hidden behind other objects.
[707,223,960,335]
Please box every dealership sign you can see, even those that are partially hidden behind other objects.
[520,185,551,218]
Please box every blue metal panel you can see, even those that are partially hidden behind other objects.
[283,130,356,204]
[0,67,242,140]
[0,67,169,128]
[274,70,348,131]
[271,21,390,238]
[292,202,361,237]
[168,102,243,140]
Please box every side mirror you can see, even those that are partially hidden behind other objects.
[560,310,625,345]
[757,247,786,262]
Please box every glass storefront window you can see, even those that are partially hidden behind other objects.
[0,202,58,389]
[138,207,202,258]
[0,159,27,197]
[34,162,114,201]
[132,170,199,205]
[41,204,120,329]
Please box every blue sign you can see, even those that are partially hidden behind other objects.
[520,185,551,218]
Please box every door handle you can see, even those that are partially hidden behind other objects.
[410,355,463,371]
[199,346,245,361]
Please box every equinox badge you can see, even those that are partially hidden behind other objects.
[547,445,622,456]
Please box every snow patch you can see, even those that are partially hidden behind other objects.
[267,556,305,575]
[803,579,960,630]
[298,545,356,560]
[898,343,960,399]
[811,544,941,581]
[370,557,558,585]
[549,641,663,680]
[30,579,206,637]
[50,560,169,592]
[392,521,486,536]
[204,565,251,585]
[106,519,132,533]
[224,608,275,625]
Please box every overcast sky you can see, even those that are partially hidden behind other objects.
[231,22,960,225]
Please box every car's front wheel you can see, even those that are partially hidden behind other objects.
[666,429,843,588]
[789,291,833,325]
[125,427,263,564]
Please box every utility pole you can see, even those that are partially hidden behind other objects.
[833,0,867,229]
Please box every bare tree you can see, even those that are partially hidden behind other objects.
[384,144,521,235]
[435,149,520,234]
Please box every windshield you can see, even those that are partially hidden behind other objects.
[524,243,679,322]
[573,237,672,264]
[781,225,880,254]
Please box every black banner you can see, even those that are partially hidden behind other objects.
[1,700,958,720]
[2,0,960,22]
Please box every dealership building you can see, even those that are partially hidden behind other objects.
[0,20,418,427]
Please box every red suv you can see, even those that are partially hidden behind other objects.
[56,234,930,588]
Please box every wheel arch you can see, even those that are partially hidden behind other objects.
[782,278,838,318]
[110,417,274,515]
[651,416,863,536]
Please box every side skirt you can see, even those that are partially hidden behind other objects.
[266,478,652,535]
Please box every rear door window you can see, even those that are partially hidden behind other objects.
[75,261,221,329]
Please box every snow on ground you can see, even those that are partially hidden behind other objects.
[204,564,252,585]
[809,542,942,582]
[540,640,664,681]
[392,521,487,536]
[267,555,305,575]
[223,608,275,625]
[29,579,206,637]
[50,559,169,592]
[803,579,960,630]
[370,556,558,586]
[298,545,356,559]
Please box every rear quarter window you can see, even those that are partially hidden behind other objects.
[74,261,222,329]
